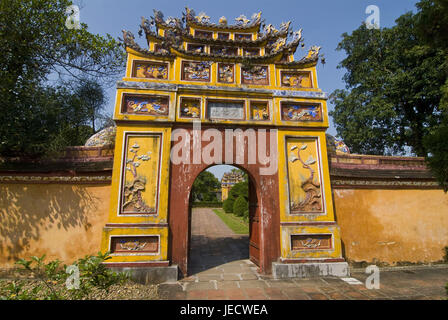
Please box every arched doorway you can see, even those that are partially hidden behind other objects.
[168,125,280,278]
[188,165,256,275]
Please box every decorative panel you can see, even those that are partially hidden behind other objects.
[211,46,238,56]
[179,97,201,118]
[281,71,312,88]
[187,43,205,53]
[181,61,211,81]
[243,48,260,56]
[120,134,161,214]
[122,94,169,115]
[207,100,245,120]
[111,236,159,253]
[250,101,269,121]
[132,61,168,79]
[281,102,322,121]
[217,63,234,83]
[235,33,252,41]
[195,30,213,39]
[286,137,324,213]
[291,234,332,250]
[241,66,269,85]
[217,32,229,40]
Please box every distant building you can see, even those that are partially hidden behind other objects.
[221,171,244,201]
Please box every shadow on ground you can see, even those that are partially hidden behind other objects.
[188,234,249,275]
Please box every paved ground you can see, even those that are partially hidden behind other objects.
[158,208,448,300]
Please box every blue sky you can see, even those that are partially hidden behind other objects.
[77,0,419,179]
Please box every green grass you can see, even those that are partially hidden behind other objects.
[212,208,249,235]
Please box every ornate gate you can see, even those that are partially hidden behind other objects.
[100,8,348,280]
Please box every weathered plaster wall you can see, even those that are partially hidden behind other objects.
[333,188,448,264]
[0,183,110,268]
[1,159,448,270]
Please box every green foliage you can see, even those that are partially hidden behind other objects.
[0,0,125,157]
[330,6,447,157]
[424,123,448,192]
[0,252,128,300]
[191,171,220,202]
[233,196,248,217]
[228,181,249,201]
[212,209,249,235]
[191,201,223,208]
[223,198,234,213]
[443,246,448,263]
[243,209,249,221]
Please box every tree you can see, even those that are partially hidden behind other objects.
[191,171,220,202]
[0,0,125,157]
[233,196,248,218]
[75,79,106,133]
[330,7,447,156]
[415,0,448,191]
[223,199,234,213]
[228,181,249,202]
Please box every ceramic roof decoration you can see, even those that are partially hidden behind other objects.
[85,126,117,147]
[120,8,322,68]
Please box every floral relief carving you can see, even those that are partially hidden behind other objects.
[289,143,322,212]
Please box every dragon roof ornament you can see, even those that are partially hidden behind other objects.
[123,8,319,67]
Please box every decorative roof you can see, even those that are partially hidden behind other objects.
[184,8,262,30]
[121,8,322,66]
[221,171,245,185]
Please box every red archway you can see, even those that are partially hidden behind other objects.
[168,125,280,277]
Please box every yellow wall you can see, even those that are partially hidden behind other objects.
[0,183,110,268]
[333,188,448,264]
[1,182,448,269]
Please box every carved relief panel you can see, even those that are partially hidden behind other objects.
[217,63,234,83]
[281,102,322,121]
[280,71,312,88]
[286,137,324,214]
[250,101,269,121]
[122,94,169,116]
[181,61,211,81]
[132,61,168,79]
[179,97,201,118]
[120,133,162,214]
[291,234,332,250]
[111,236,159,253]
[241,66,269,85]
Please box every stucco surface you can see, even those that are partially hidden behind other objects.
[333,188,448,264]
[0,183,110,268]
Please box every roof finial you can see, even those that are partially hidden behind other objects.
[235,14,250,25]
[195,12,210,23]
[219,16,227,25]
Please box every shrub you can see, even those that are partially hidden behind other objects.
[243,209,249,221]
[0,252,128,300]
[223,198,234,213]
[191,201,223,208]
[228,181,248,201]
[233,196,248,217]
